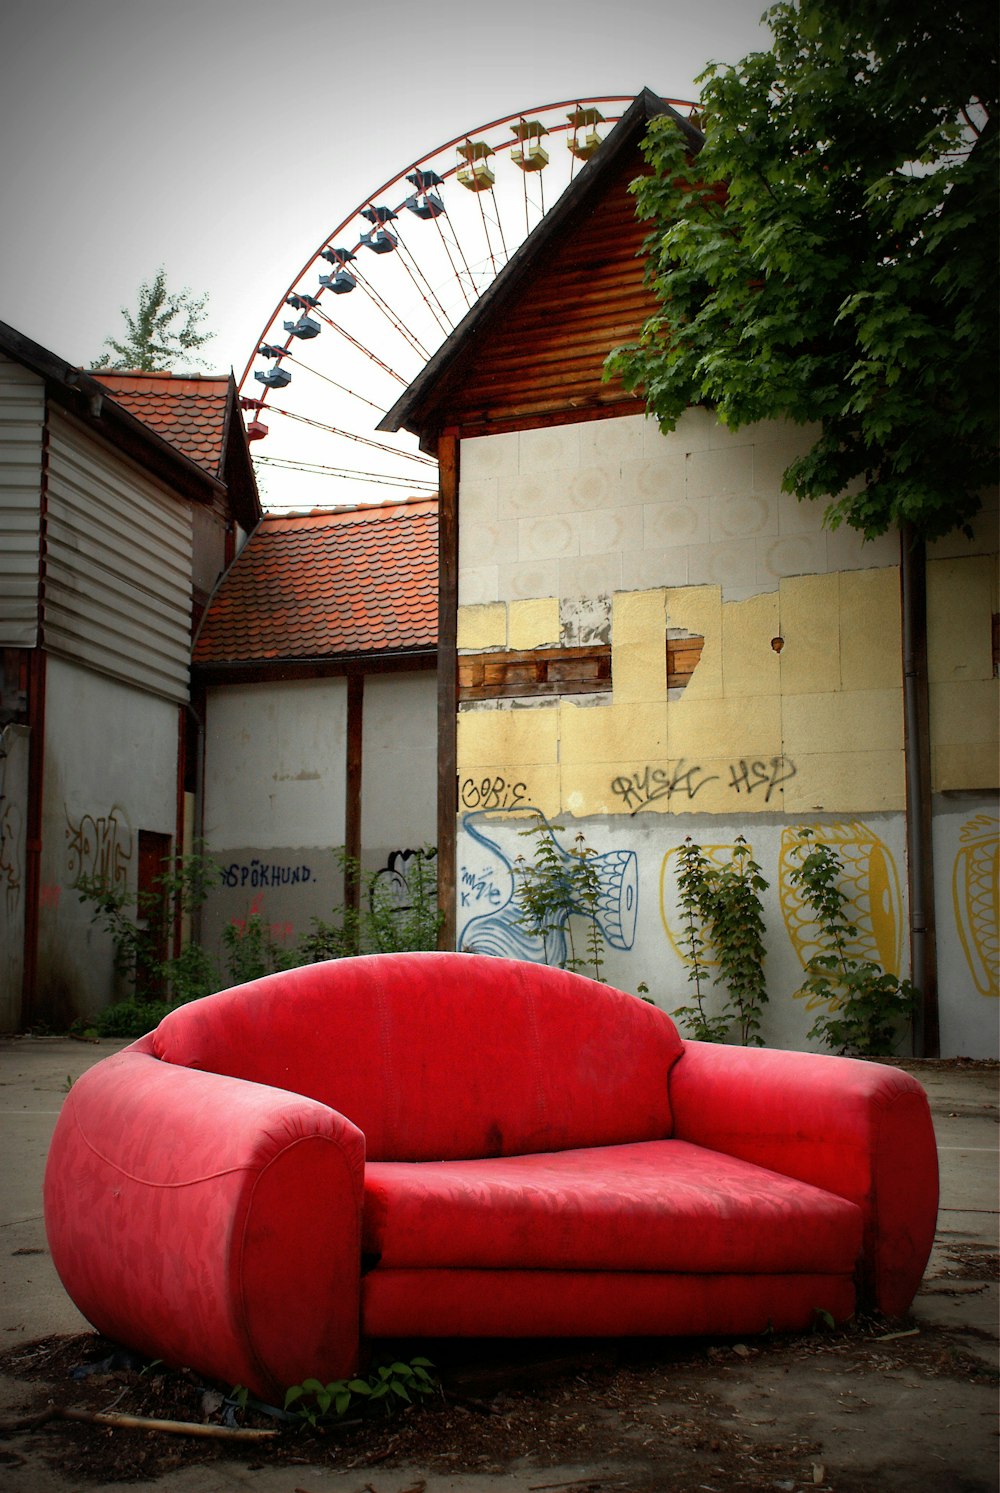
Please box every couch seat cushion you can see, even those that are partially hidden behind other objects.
[363,1140,863,1275]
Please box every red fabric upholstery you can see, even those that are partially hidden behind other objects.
[668,1042,939,1315]
[364,1140,862,1273]
[363,1269,858,1340]
[43,955,938,1399]
[43,1040,365,1400]
[151,953,683,1160]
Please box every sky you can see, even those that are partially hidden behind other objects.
[0,0,771,505]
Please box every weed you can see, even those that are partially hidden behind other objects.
[284,1358,437,1425]
[787,828,918,1056]
[671,836,769,1045]
[513,817,607,981]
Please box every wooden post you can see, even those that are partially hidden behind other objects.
[345,672,364,916]
[436,432,459,949]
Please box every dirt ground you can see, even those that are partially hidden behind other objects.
[1,1054,996,1493]
[0,1250,996,1493]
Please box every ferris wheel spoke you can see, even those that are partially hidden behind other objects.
[241,97,698,510]
[338,257,433,362]
[271,353,388,415]
[256,455,437,490]
[266,404,437,464]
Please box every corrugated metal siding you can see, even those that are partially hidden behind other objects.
[0,354,43,647]
[45,409,193,702]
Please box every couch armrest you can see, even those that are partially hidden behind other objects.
[44,1041,365,1400]
[669,1042,938,1316]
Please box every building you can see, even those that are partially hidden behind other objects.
[381,90,999,1057]
[191,499,438,956]
[0,325,260,1028]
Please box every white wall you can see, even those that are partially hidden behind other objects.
[203,678,348,851]
[38,656,180,1022]
[0,725,29,1029]
[360,670,437,856]
[201,677,349,957]
[457,410,900,610]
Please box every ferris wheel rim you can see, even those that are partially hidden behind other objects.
[238,93,697,394]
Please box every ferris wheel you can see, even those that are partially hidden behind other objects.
[238,95,697,512]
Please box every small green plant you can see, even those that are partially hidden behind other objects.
[284,1358,437,1425]
[671,836,770,1045]
[299,847,443,961]
[513,817,607,980]
[77,845,221,1007]
[787,828,918,1056]
[222,913,299,984]
[367,848,443,954]
[672,839,733,1044]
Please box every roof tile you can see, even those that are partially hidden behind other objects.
[193,498,438,664]
[93,372,232,477]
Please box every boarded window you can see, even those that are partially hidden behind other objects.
[458,634,704,701]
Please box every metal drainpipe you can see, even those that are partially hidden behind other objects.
[900,520,940,1057]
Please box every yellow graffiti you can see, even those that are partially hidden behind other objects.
[660,843,748,969]
[65,807,133,893]
[779,822,902,1010]
[953,815,999,998]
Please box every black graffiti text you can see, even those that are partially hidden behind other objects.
[611,760,719,816]
[728,756,797,804]
[460,776,529,811]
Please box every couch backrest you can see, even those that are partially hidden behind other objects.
[150,953,683,1161]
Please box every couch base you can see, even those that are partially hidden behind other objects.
[362,1269,857,1340]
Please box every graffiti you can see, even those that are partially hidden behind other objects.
[65,807,132,892]
[611,757,797,815]
[727,757,797,803]
[229,891,294,944]
[221,860,313,890]
[371,847,437,912]
[611,761,720,815]
[460,864,505,909]
[953,815,998,997]
[778,822,902,1010]
[460,776,528,811]
[660,842,750,968]
[458,806,638,965]
[0,797,22,916]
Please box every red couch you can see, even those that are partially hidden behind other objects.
[44,953,938,1401]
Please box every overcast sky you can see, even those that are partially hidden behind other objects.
[1,0,770,377]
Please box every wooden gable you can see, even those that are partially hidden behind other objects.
[381,92,702,451]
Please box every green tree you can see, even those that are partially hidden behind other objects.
[99,267,214,371]
[608,0,998,541]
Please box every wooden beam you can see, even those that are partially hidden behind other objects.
[436,435,459,950]
[345,673,364,915]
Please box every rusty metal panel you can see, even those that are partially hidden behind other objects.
[0,355,44,648]
[44,408,193,702]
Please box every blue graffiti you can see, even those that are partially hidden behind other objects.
[458,806,638,965]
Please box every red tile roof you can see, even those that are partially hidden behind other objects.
[92,372,233,477]
[193,498,438,665]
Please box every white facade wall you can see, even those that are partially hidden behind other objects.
[457,410,900,612]
[201,678,350,955]
[201,670,438,962]
[455,410,999,1058]
[38,656,180,1022]
[360,671,437,858]
[0,725,29,1029]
